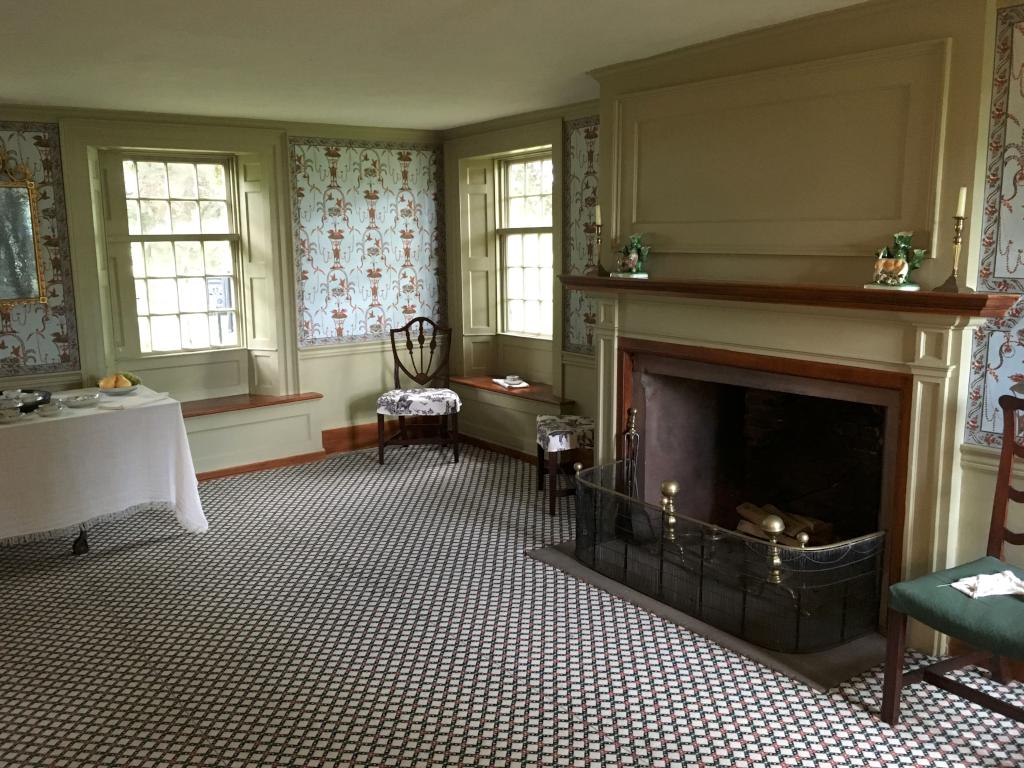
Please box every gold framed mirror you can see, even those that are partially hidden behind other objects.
[0,178,47,306]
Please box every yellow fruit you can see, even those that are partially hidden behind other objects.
[98,375,117,389]
[114,374,132,388]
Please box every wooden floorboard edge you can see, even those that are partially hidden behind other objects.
[197,450,327,482]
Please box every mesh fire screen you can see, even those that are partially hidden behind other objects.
[575,461,885,654]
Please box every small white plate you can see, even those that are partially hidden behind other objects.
[101,385,139,396]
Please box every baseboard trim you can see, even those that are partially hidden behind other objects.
[323,422,398,453]
[196,450,327,482]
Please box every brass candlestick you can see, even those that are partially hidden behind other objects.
[934,216,973,293]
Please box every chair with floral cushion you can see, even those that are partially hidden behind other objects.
[880,393,1024,725]
[376,317,461,465]
[536,414,594,515]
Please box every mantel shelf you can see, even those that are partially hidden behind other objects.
[560,275,1020,318]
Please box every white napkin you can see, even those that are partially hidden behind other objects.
[492,378,529,389]
[949,570,1024,599]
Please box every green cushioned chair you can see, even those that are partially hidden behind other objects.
[881,394,1024,725]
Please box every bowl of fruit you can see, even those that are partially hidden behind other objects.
[98,372,141,396]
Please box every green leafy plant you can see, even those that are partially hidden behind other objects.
[617,233,652,273]
[880,231,927,276]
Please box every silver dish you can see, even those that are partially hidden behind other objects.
[64,393,101,408]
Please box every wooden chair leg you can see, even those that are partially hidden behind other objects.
[398,415,406,440]
[536,444,546,491]
[881,609,907,725]
[990,654,1013,686]
[451,412,460,463]
[548,451,559,516]
[377,414,385,465]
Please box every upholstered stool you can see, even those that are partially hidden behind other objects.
[536,415,594,515]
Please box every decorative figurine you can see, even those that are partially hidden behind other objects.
[866,231,927,291]
[611,233,651,279]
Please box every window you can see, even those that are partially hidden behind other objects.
[498,154,553,337]
[119,157,239,353]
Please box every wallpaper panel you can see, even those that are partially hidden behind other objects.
[966,6,1024,447]
[0,122,78,377]
[290,138,444,346]
[562,117,600,355]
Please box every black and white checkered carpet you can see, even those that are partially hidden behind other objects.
[1,445,1021,767]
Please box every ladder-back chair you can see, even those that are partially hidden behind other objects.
[881,393,1024,725]
[375,317,460,465]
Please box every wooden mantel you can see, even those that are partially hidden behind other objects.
[560,275,1020,318]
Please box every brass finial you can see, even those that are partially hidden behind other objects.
[661,480,679,545]
[573,462,583,476]
[760,514,785,584]
[796,532,810,549]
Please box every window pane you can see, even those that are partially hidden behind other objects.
[541,160,553,190]
[523,234,539,268]
[180,313,211,349]
[123,161,138,198]
[200,201,229,233]
[204,241,233,275]
[197,164,227,199]
[507,197,526,228]
[150,315,182,351]
[170,200,200,233]
[207,276,234,310]
[148,279,179,314]
[167,163,198,199]
[539,267,553,301]
[523,300,542,334]
[539,301,553,336]
[210,313,237,346]
[138,317,152,354]
[135,279,148,315]
[174,241,204,275]
[523,267,540,300]
[506,267,523,300]
[126,200,142,235]
[525,196,545,227]
[506,299,524,334]
[505,235,522,267]
[178,277,207,313]
[525,161,541,195]
[137,162,169,199]
[130,242,145,277]
[140,199,172,234]
[508,162,525,197]
[144,242,175,277]
[538,233,553,268]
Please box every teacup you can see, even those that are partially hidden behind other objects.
[505,375,522,384]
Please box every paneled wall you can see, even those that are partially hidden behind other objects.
[290,139,444,346]
[0,122,78,378]
[562,117,599,355]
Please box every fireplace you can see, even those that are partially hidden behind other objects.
[572,337,909,652]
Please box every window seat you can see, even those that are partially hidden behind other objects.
[179,392,325,476]
[449,376,572,406]
[181,391,322,419]
[449,376,575,456]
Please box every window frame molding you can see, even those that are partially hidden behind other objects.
[60,117,299,398]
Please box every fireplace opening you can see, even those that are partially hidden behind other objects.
[570,343,909,653]
[640,374,888,543]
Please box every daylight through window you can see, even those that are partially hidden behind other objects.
[499,155,553,337]
[121,158,239,353]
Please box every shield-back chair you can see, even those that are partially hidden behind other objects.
[880,393,1024,725]
[376,317,460,465]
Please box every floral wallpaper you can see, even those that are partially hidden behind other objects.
[290,138,444,346]
[0,122,78,377]
[966,5,1024,447]
[562,117,600,355]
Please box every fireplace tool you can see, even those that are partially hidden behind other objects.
[622,407,640,496]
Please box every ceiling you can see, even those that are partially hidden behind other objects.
[1,0,867,131]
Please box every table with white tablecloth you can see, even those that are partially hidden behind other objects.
[0,386,208,546]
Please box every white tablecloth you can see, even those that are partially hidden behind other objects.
[0,386,208,545]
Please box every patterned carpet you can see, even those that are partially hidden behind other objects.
[0,445,1021,767]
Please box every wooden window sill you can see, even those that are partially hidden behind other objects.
[181,392,323,419]
[450,376,573,406]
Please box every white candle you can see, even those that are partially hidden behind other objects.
[956,186,967,218]
[594,204,601,227]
